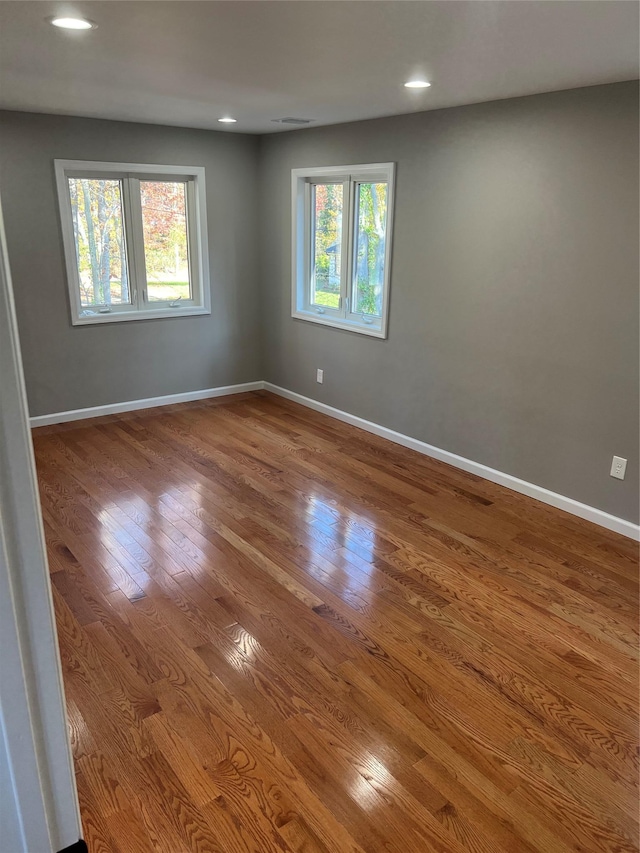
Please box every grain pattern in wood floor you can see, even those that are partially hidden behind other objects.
[34,391,639,853]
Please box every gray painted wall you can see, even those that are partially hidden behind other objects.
[1,83,638,523]
[258,82,639,523]
[0,111,262,416]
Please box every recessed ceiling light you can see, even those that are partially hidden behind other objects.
[404,80,431,89]
[218,117,237,124]
[48,16,96,30]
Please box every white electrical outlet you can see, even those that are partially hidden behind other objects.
[316,369,324,384]
[610,456,627,480]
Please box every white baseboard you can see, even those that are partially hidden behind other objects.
[29,381,265,428]
[28,379,639,541]
[264,383,640,542]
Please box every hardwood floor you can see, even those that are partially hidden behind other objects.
[33,391,638,853]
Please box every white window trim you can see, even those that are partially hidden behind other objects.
[291,162,395,339]
[54,159,211,326]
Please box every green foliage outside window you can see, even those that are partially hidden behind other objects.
[140,181,190,301]
[70,178,128,306]
[313,183,342,304]
[354,182,387,316]
[69,178,190,307]
[311,181,387,315]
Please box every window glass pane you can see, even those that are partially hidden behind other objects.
[140,181,191,302]
[312,183,343,309]
[68,178,130,307]
[353,182,388,317]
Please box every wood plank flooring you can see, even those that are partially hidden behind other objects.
[33,391,639,853]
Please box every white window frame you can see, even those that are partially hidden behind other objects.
[54,159,211,326]
[291,162,395,338]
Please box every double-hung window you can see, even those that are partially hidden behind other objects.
[292,163,395,338]
[55,160,210,325]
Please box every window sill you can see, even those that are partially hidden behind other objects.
[71,306,211,326]
[292,310,386,338]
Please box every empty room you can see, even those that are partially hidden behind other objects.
[0,2,638,852]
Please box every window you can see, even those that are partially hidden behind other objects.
[292,163,395,337]
[55,160,210,325]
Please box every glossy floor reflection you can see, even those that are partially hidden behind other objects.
[34,391,639,853]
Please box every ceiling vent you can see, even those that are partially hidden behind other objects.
[271,117,314,125]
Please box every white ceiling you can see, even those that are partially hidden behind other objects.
[0,1,637,134]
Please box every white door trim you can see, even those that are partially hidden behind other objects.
[0,199,81,851]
